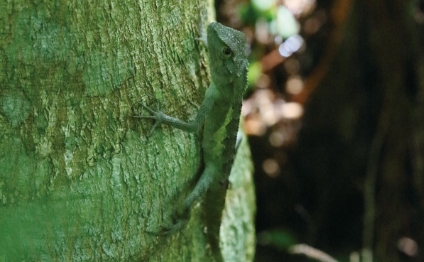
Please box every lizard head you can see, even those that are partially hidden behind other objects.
[207,22,248,92]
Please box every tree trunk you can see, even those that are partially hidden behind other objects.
[0,1,255,261]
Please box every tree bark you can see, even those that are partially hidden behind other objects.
[0,1,255,261]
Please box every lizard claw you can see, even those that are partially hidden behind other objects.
[163,218,189,235]
[145,218,188,236]
[145,206,190,236]
[134,103,165,136]
[139,103,157,114]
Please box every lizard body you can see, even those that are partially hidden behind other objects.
[137,22,248,261]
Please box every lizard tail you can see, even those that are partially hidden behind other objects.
[204,186,227,262]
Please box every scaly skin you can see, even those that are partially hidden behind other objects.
[137,22,248,261]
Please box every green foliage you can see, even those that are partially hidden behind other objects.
[248,61,262,87]
[258,228,298,250]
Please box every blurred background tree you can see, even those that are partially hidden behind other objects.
[215,0,424,261]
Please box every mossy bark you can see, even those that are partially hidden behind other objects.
[0,1,255,261]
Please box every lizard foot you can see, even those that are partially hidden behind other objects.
[145,206,191,236]
[145,218,189,236]
[134,103,166,136]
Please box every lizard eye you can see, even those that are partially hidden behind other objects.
[222,47,232,57]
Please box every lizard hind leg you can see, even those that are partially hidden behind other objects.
[182,163,217,214]
[165,164,217,233]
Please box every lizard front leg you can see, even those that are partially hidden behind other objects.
[134,104,197,135]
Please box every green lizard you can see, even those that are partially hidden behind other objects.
[136,22,248,260]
